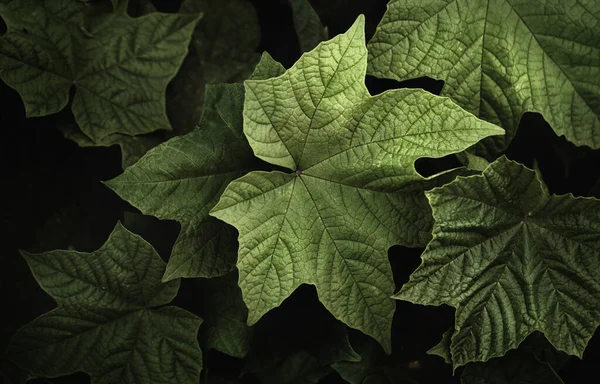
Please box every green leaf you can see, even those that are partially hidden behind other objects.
[169,0,261,135]
[210,15,504,352]
[242,287,360,383]
[60,122,163,169]
[397,156,600,368]
[289,0,327,53]
[181,0,260,85]
[0,0,200,141]
[427,329,453,365]
[105,54,283,281]
[196,272,253,358]
[456,151,491,173]
[5,223,203,384]
[462,350,564,384]
[367,0,600,156]
[331,333,390,384]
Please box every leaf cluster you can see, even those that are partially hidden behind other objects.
[1,0,599,383]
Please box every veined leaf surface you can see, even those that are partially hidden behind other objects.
[6,223,203,384]
[397,156,600,368]
[368,0,600,156]
[210,15,504,352]
[105,54,285,281]
[0,0,199,141]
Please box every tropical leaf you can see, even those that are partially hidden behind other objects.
[210,15,504,352]
[397,156,600,368]
[5,223,203,384]
[0,0,200,141]
[367,0,600,156]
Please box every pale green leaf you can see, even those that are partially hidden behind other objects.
[289,0,326,52]
[397,156,600,368]
[105,54,283,281]
[6,223,203,384]
[368,0,600,156]
[210,15,504,352]
[456,151,491,172]
[0,0,200,141]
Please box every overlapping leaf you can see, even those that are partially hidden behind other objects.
[397,156,600,368]
[169,0,261,135]
[430,329,564,383]
[5,223,203,384]
[289,0,327,53]
[105,54,285,281]
[0,0,200,141]
[367,0,600,156]
[195,272,253,358]
[210,15,504,352]
[242,287,360,384]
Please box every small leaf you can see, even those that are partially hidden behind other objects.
[60,123,163,169]
[242,287,360,383]
[6,223,203,384]
[196,272,253,358]
[462,350,564,384]
[169,0,261,134]
[427,329,453,365]
[368,0,600,156]
[0,0,200,141]
[289,0,326,52]
[397,156,600,368]
[211,15,503,352]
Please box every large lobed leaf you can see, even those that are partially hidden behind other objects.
[397,156,600,368]
[5,223,203,384]
[368,0,600,156]
[210,15,504,353]
[0,0,200,141]
[105,54,284,282]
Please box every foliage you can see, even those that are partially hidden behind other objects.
[2,0,599,383]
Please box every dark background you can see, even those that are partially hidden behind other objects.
[1,0,599,383]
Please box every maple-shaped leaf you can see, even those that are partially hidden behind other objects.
[397,156,600,368]
[105,53,284,281]
[210,15,504,352]
[5,222,203,384]
[0,0,199,141]
[367,0,600,156]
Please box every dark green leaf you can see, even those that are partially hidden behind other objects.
[6,223,203,384]
[0,0,200,141]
